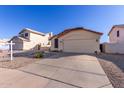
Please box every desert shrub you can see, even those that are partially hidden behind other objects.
[34,52,43,58]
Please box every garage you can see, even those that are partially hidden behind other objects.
[63,39,98,53]
[50,27,103,53]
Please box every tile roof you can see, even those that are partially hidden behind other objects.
[49,27,103,40]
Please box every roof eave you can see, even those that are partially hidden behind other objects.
[108,26,115,36]
[19,28,45,36]
[49,35,57,40]
[57,28,103,38]
[108,25,124,36]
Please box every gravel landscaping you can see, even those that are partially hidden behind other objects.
[0,51,56,69]
[96,54,124,88]
[0,50,42,69]
[0,57,40,69]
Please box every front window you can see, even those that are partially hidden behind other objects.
[25,33,28,37]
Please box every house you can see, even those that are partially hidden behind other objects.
[0,39,9,44]
[50,27,103,53]
[10,28,52,50]
[102,24,124,54]
[0,39,9,50]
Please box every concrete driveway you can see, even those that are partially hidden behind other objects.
[0,53,113,88]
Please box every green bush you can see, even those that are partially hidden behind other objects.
[34,52,43,58]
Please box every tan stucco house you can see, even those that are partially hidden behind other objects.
[10,28,52,50]
[102,24,124,54]
[50,27,103,53]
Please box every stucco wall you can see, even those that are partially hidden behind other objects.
[23,41,34,50]
[109,27,124,43]
[30,32,49,47]
[106,27,124,54]
[103,43,124,54]
[51,30,101,53]
[22,33,50,50]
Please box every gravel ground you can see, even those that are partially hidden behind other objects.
[0,51,56,69]
[0,57,41,69]
[96,54,124,88]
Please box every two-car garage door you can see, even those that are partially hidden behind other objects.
[63,39,97,53]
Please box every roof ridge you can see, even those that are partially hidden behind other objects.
[49,27,103,40]
[108,24,124,35]
[20,28,45,36]
[114,24,124,27]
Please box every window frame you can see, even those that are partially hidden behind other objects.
[25,33,29,37]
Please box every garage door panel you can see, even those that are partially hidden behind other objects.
[63,39,97,53]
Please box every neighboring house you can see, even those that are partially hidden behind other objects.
[50,27,103,53]
[0,39,9,50]
[102,24,124,54]
[0,39,9,44]
[10,28,52,50]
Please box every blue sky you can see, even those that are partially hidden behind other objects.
[0,5,124,43]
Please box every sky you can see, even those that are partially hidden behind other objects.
[0,5,124,43]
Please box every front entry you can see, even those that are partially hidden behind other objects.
[54,38,58,48]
